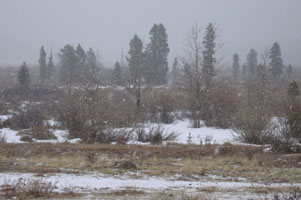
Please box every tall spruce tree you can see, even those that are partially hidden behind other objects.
[39,46,47,82]
[17,62,30,90]
[127,34,144,110]
[47,52,55,81]
[202,23,216,82]
[171,57,179,81]
[58,44,77,86]
[144,23,169,84]
[287,64,293,79]
[112,61,122,85]
[269,42,284,78]
[246,49,258,78]
[232,53,240,78]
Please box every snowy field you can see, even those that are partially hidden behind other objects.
[0,115,236,145]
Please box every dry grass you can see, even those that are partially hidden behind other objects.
[0,143,300,183]
[0,178,79,199]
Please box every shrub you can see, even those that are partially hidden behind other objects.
[143,88,184,124]
[271,118,301,153]
[20,135,33,142]
[233,107,273,145]
[10,106,45,129]
[136,125,178,144]
[1,179,57,199]
[203,84,241,128]
[18,127,56,140]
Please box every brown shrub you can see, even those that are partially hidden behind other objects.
[18,127,56,140]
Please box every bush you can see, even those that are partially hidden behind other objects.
[1,179,57,199]
[20,135,33,142]
[18,127,56,140]
[203,84,241,128]
[143,89,184,124]
[136,125,178,144]
[271,118,301,153]
[57,89,138,142]
[233,107,273,145]
[10,106,45,129]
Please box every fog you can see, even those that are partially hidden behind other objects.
[0,0,301,67]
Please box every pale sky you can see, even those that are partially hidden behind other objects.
[0,0,301,67]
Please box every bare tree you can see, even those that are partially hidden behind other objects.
[181,23,218,128]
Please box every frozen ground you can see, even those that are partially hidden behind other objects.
[0,172,299,199]
[0,116,236,145]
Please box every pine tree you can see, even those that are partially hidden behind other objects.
[288,81,300,99]
[269,42,284,78]
[39,46,47,82]
[112,61,122,85]
[232,53,240,78]
[246,49,258,78]
[287,64,293,79]
[47,52,55,81]
[76,44,87,71]
[144,23,169,84]
[17,62,30,90]
[287,81,301,139]
[58,44,77,86]
[202,23,216,81]
[127,34,144,110]
[171,57,179,82]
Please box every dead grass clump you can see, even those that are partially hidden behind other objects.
[112,188,145,196]
[20,135,33,142]
[0,131,7,143]
[1,178,57,199]
[18,127,56,140]
[136,125,178,144]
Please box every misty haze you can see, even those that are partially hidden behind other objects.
[0,0,301,199]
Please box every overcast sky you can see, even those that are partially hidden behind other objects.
[0,0,301,67]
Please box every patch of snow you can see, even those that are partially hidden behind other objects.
[149,119,236,145]
[0,172,300,193]
[0,128,23,143]
[0,115,12,122]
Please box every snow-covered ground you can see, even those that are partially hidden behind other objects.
[0,118,236,145]
[0,172,299,199]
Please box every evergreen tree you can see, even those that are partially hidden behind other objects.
[39,46,47,82]
[144,23,169,84]
[246,49,258,78]
[232,53,240,78]
[76,44,87,71]
[269,42,284,78]
[287,64,293,79]
[127,34,144,109]
[58,44,77,85]
[86,48,97,70]
[112,61,122,85]
[202,23,216,81]
[242,64,247,77]
[171,57,179,81]
[288,81,300,99]
[17,62,30,90]
[47,52,55,81]
[287,81,301,139]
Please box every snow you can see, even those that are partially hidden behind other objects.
[0,128,80,144]
[147,119,236,145]
[0,119,237,145]
[0,115,12,122]
[0,128,23,143]
[0,172,299,193]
